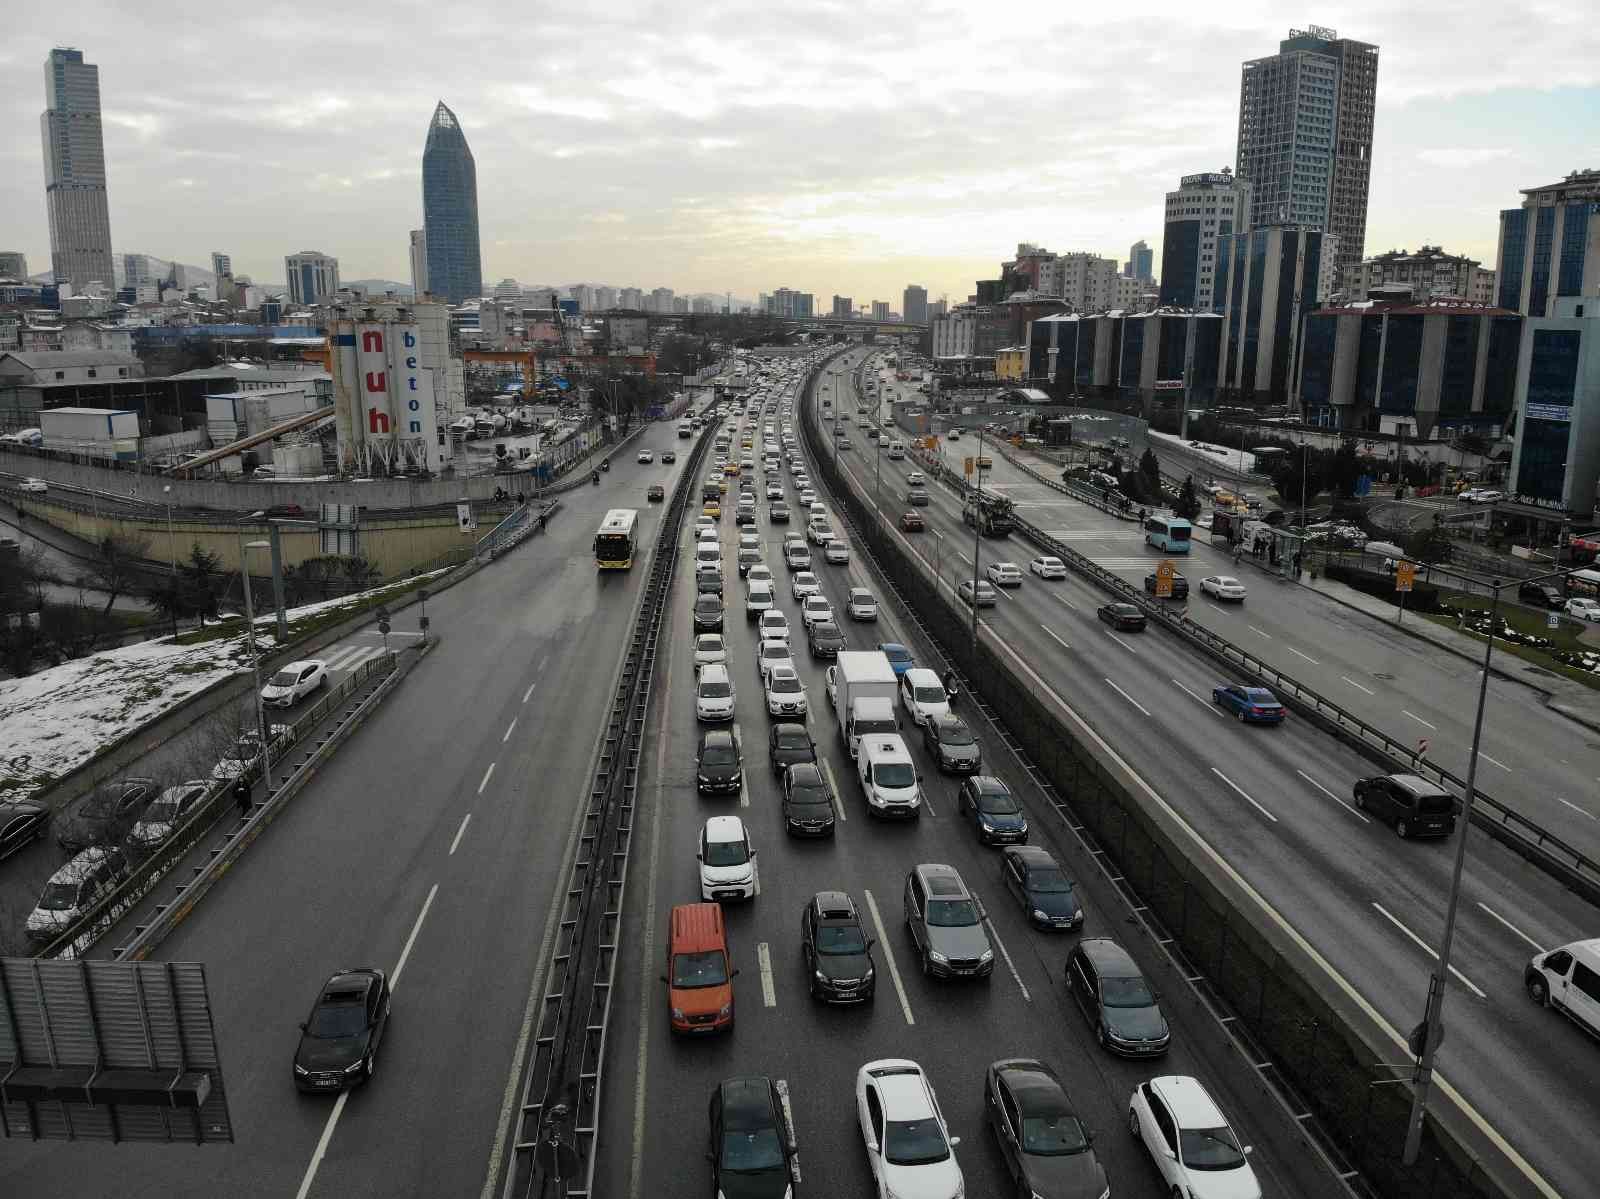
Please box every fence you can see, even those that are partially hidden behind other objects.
[804,364,1514,1199]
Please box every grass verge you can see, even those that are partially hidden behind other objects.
[1424,594,1600,690]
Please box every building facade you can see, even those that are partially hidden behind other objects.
[903,285,928,325]
[619,288,643,310]
[1038,252,1121,313]
[1159,170,1253,311]
[1215,225,1331,404]
[1508,298,1600,518]
[1125,240,1153,283]
[285,251,339,306]
[831,295,853,319]
[1494,169,1600,318]
[1343,245,1496,304]
[41,48,115,293]
[1235,27,1378,286]
[421,101,483,304]
[409,229,428,297]
[871,300,890,321]
[1024,311,1222,409]
[0,252,28,280]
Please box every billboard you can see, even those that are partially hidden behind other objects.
[332,319,443,475]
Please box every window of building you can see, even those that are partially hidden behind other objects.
[87,369,96,378]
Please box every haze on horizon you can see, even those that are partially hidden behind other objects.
[3,0,1598,305]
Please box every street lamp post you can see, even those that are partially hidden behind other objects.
[235,516,275,795]
[162,484,176,573]
[969,424,986,651]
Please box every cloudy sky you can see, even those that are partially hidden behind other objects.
[5,0,1598,306]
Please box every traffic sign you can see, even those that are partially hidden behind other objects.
[1155,559,1175,598]
[1394,560,1416,592]
[1548,610,1560,630]
[963,457,974,478]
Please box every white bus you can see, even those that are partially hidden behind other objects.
[594,508,640,570]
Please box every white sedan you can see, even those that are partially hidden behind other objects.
[985,561,1023,588]
[856,1059,964,1199]
[1200,575,1248,601]
[764,664,809,717]
[637,449,654,464]
[260,659,328,708]
[693,634,728,668]
[791,571,822,601]
[1565,597,1600,621]
[800,594,834,628]
[756,638,795,683]
[19,477,49,493]
[1028,555,1067,579]
[1129,1076,1261,1199]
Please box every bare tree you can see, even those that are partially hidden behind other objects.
[83,532,151,622]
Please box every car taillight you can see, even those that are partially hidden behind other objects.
[1250,707,1262,715]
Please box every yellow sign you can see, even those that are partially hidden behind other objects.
[1155,559,1175,598]
[963,456,974,477]
[1395,560,1416,592]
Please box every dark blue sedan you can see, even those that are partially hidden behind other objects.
[1212,684,1287,724]
[877,643,915,677]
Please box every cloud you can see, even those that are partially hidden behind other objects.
[1417,148,1512,169]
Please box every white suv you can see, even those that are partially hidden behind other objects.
[698,815,757,902]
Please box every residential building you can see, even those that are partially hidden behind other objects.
[1159,169,1253,311]
[1343,245,1496,304]
[619,287,643,310]
[871,300,890,321]
[210,252,231,279]
[409,229,428,297]
[1039,252,1122,313]
[607,316,649,351]
[41,48,115,293]
[569,284,597,311]
[1125,240,1154,283]
[0,252,28,280]
[421,101,483,304]
[1113,275,1144,311]
[903,285,928,325]
[1004,244,1058,293]
[650,287,675,313]
[767,288,813,318]
[671,297,689,314]
[1507,297,1599,520]
[595,286,617,311]
[285,251,339,305]
[1295,295,1521,436]
[1494,169,1600,318]
[931,305,1014,361]
[831,295,853,319]
[1235,26,1379,285]
[1215,225,1332,403]
[691,297,715,314]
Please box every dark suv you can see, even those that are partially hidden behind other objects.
[904,863,994,979]
[1518,580,1565,609]
[800,891,875,1003]
[1352,773,1458,838]
[1066,938,1169,1056]
[923,713,981,774]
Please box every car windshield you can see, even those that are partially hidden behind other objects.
[1022,1112,1091,1155]
[872,762,914,788]
[672,951,728,988]
[1102,974,1156,1007]
[306,1001,368,1039]
[700,681,731,699]
[926,898,978,927]
[144,796,184,822]
[816,925,866,954]
[1180,1124,1248,1170]
[36,882,84,912]
[976,788,1019,814]
[777,732,811,751]
[704,840,748,867]
[771,677,802,694]
[1027,868,1073,894]
[913,685,945,703]
[268,669,300,687]
[722,1127,785,1173]
[884,1117,950,1166]
[702,745,737,766]
[790,781,829,805]
[696,599,719,612]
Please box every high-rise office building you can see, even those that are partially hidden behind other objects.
[1215,225,1332,403]
[903,285,928,325]
[1125,240,1154,283]
[422,101,483,304]
[285,251,340,305]
[1494,168,1600,317]
[41,48,115,292]
[211,252,231,279]
[1159,170,1253,311]
[871,300,890,321]
[122,252,159,287]
[0,252,28,280]
[1235,26,1378,285]
[831,295,853,319]
[409,229,428,296]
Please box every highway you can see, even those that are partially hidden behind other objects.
[821,355,1598,1198]
[0,424,694,1198]
[596,353,1334,1199]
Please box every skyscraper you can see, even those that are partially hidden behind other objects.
[1125,240,1153,283]
[422,101,483,303]
[285,251,340,305]
[1494,168,1600,316]
[211,252,232,278]
[1159,170,1252,311]
[41,48,115,292]
[409,229,428,297]
[903,284,928,325]
[1235,26,1378,285]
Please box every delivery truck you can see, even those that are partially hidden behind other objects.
[827,650,901,759]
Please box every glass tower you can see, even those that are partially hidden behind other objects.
[422,101,483,304]
[41,48,115,291]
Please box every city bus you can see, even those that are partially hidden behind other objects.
[1144,514,1192,554]
[594,508,639,570]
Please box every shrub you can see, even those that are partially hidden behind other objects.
[1322,564,1443,613]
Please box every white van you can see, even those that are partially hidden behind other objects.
[886,440,906,460]
[1526,939,1600,1038]
[857,734,920,818]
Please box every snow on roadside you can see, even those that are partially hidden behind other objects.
[1149,430,1258,474]
[0,568,452,803]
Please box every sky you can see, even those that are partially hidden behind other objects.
[4,0,1598,307]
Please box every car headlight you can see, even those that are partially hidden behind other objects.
[979,819,994,832]
[697,775,710,783]
[814,970,828,983]
[343,1059,365,1074]
[979,948,994,962]
[294,1064,309,1076]
[717,1003,733,1018]
[1032,909,1049,922]
[929,950,949,964]
[671,1008,685,1021]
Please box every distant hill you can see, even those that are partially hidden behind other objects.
[346,279,414,297]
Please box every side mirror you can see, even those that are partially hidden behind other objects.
[731,968,741,978]
[696,852,703,861]
[863,1136,879,1154]
[949,1135,962,1147]
[866,938,876,952]
[705,1152,716,1164]
[1244,1145,1254,1156]
[659,974,669,984]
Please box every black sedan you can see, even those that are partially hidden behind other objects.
[292,968,390,1092]
[801,891,875,1002]
[1096,602,1146,631]
[768,722,816,777]
[660,449,676,464]
[0,800,50,863]
[707,1076,796,1199]
[697,729,743,795]
[1142,570,1188,599]
[769,503,790,524]
[985,1058,1108,1199]
[1001,845,1083,930]
[807,620,846,659]
[781,762,835,836]
[56,777,158,854]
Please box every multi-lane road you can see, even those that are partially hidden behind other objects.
[839,355,1598,1198]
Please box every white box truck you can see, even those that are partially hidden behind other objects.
[828,650,901,759]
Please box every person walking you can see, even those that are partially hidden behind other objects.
[233,773,253,819]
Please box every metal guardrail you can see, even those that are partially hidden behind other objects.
[31,654,396,961]
[508,415,719,1199]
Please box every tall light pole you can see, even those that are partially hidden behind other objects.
[969,423,986,651]
[162,484,176,573]
[235,513,275,794]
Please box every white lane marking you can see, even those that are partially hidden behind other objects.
[1105,632,1137,654]
[1402,710,1437,730]
[449,813,472,855]
[1052,592,1079,611]
[983,915,1030,1002]
[1211,768,1278,823]
[1296,769,1370,823]
[863,889,915,1026]
[1103,678,1150,717]
[757,941,778,1007]
[739,769,750,808]
[1040,625,1072,652]
[1557,797,1595,820]
[1204,600,1228,613]
[1476,902,1545,953]
[294,1093,349,1199]
[1172,679,1222,713]
[477,763,496,795]
[1341,676,1376,695]
[1248,624,1272,638]
[820,757,846,822]
[1371,902,1487,999]
[1286,646,1320,665]
[502,718,517,743]
[1477,751,1513,773]
[522,682,537,704]
[392,883,439,989]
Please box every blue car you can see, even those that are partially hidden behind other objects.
[878,643,915,677]
[1212,684,1287,724]
[957,776,1029,845]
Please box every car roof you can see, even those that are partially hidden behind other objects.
[704,814,745,842]
[768,665,798,681]
[865,1061,935,1117]
[1004,844,1057,870]
[1149,1075,1227,1128]
[879,642,909,655]
[813,890,857,920]
[50,846,119,882]
[1386,773,1450,797]
[903,667,941,686]
[283,659,325,670]
[701,728,735,748]
[323,968,381,994]
[718,1075,778,1129]
[915,862,968,895]
[699,663,730,681]
[1080,937,1140,975]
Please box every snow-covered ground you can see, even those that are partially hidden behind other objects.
[1150,430,1258,474]
[0,569,450,803]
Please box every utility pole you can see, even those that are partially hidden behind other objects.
[969,424,985,651]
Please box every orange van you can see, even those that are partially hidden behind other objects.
[663,902,736,1035]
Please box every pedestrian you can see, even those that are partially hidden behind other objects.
[233,773,252,819]
[538,509,548,532]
